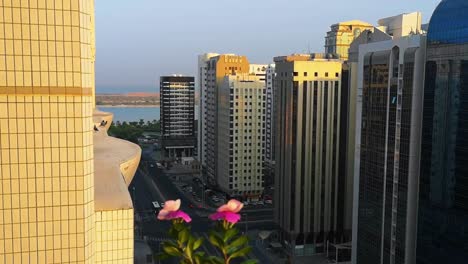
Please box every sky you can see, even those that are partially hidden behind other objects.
[95,0,441,94]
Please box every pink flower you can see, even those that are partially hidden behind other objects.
[210,211,241,224]
[157,199,191,223]
[210,199,244,224]
[217,199,243,213]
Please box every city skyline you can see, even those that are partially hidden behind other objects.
[94,0,440,93]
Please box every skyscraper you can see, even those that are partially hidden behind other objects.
[200,54,250,185]
[325,20,373,60]
[160,75,196,158]
[198,53,219,166]
[0,1,140,263]
[217,74,265,199]
[351,26,426,264]
[264,64,276,186]
[417,0,468,263]
[274,54,348,258]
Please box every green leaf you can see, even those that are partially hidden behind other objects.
[178,229,189,244]
[228,235,248,249]
[193,237,204,250]
[206,256,224,264]
[240,260,258,264]
[224,228,239,243]
[155,252,171,260]
[229,246,252,260]
[162,245,183,257]
[208,232,223,248]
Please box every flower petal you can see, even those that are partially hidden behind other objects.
[224,212,241,224]
[164,199,181,212]
[157,209,170,220]
[217,199,243,213]
[209,212,224,221]
[209,211,241,224]
[172,210,192,223]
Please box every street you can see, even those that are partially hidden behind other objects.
[129,147,276,263]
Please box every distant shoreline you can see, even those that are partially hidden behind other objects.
[97,105,160,108]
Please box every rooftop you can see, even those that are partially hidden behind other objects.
[93,111,142,211]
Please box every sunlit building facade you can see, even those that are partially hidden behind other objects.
[0,1,141,263]
[274,54,348,259]
[217,74,265,199]
[325,20,373,60]
[200,54,249,185]
[417,0,468,263]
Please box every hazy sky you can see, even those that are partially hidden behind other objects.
[95,0,441,93]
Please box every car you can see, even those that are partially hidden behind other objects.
[257,201,264,205]
[150,164,154,168]
[265,200,273,205]
[195,197,201,202]
[250,201,258,206]
[243,201,249,206]
[152,201,160,209]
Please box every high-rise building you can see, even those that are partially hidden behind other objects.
[160,75,196,158]
[264,64,276,186]
[350,26,426,264]
[417,0,468,263]
[217,74,265,198]
[325,20,373,60]
[0,1,141,263]
[198,53,219,165]
[274,54,349,259]
[200,54,249,185]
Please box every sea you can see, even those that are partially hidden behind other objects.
[98,106,199,123]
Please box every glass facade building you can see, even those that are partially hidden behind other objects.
[353,31,425,264]
[417,0,468,263]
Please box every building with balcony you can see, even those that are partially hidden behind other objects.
[199,54,250,185]
[417,0,468,263]
[217,74,266,199]
[273,54,349,259]
[0,1,141,263]
[350,23,426,264]
[160,75,196,158]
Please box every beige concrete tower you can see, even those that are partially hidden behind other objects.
[217,74,265,199]
[0,1,141,263]
[274,54,348,258]
[325,20,373,60]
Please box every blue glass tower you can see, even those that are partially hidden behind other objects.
[418,0,468,263]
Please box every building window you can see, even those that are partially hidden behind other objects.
[325,72,329,77]
[304,72,308,77]
[314,72,318,77]
[293,72,298,76]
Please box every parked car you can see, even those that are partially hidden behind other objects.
[257,201,264,205]
[243,201,249,206]
[265,200,273,205]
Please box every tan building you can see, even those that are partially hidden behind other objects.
[325,20,373,60]
[218,74,265,198]
[0,1,141,263]
[274,54,350,258]
[201,54,249,185]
